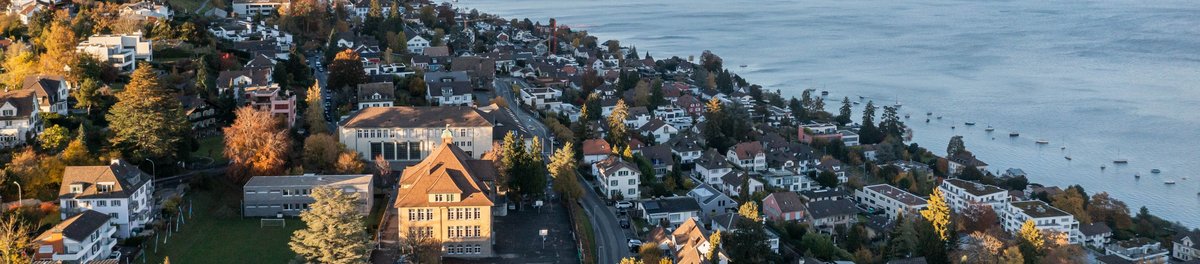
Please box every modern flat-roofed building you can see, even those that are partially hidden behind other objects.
[243,174,374,217]
[76,34,152,74]
[231,0,288,16]
[1002,200,1081,244]
[938,178,1009,212]
[338,106,493,162]
[856,184,928,221]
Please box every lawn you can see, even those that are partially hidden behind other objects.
[191,136,227,165]
[144,190,303,264]
[570,203,597,264]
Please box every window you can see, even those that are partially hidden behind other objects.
[112,200,121,206]
[628,179,636,185]
[409,143,421,159]
[610,180,618,187]
[383,142,396,160]
[97,200,108,207]
[370,142,382,160]
[396,142,410,160]
[97,183,114,193]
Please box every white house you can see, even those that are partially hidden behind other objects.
[594,156,640,200]
[695,150,734,186]
[424,71,474,106]
[1174,232,1200,261]
[581,138,612,164]
[120,1,173,20]
[32,210,116,263]
[686,184,737,219]
[653,104,692,130]
[667,134,703,164]
[938,179,1009,212]
[638,119,678,145]
[231,0,288,16]
[721,172,765,198]
[1101,238,1169,264]
[0,89,42,148]
[58,160,155,238]
[407,35,430,54]
[1001,200,1081,245]
[760,170,817,192]
[519,86,562,110]
[337,106,493,161]
[1079,223,1112,249]
[76,34,153,74]
[638,197,702,227]
[726,141,767,172]
[356,82,395,109]
[855,184,928,221]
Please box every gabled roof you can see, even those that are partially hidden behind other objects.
[426,81,472,97]
[395,141,494,208]
[1079,223,1113,236]
[729,141,764,160]
[216,68,272,89]
[36,210,111,243]
[595,156,638,178]
[357,82,395,102]
[22,75,66,104]
[423,46,450,57]
[0,89,36,121]
[805,199,859,220]
[244,53,276,69]
[639,145,674,168]
[696,149,732,170]
[948,152,989,167]
[667,133,703,152]
[766,191,806,213]
[642,196,702,215]
[581,139,611,156]
[339,106,492,128]
[1178,231,1200,250]
[59,161,151,199]
[638,118,671,132]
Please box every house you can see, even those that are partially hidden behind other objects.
[855,184,928,221]
[805,199,859,233]
[357,82,395,109]
[762,191,806,222]
[639,119,679,144]
[720,172,764,198]
[179,95,217,131]
[800,188,849,202]
[337,106,494,162]
[667,133,703,164]
[638,197,702,227]
[1100,238,1169,264]
[244,85,297,128]
[1175,231,1200,261]
[624,106,651,128]
[120,1,173,20]
[947,152,989,175]
[816,159,848,184]
[594,156,640,200]
[216,68,273,95]
[676,94,704,116]
[0,89,42,148]
[938,179,1009,212]
[395,135,497,258]
[1001,200,1081,245]
[651,218,729,264]
[686,184,737,219]
[231,0,288,15]
[425,71,474,106]
[23,75,71,115]
[519,87,562,110]
[710,213,781,254]
[58,159,155,238]
[798,123,840,144]
[654,104,692,130]
[639,145,675,179]
[726,141,767,171]
[695,150,734,186]
[76,34,153,74]
[760,170,816,192]
[1080,222,1112,249]
[32,210,116,263]
[243,174,374,217]
[407,33,430,54]
[581,138,612,164]
[838,130,861,146]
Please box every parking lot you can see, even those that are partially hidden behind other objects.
[445,200,579,264]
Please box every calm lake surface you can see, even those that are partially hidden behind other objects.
[458,0,1200,227]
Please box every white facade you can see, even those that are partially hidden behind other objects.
[855,184,928,221]
[34,211,116,263]
[0,91,41,149]
[1002,200,1082,245]
[408,35,430,54]
[519,87,562,110]
[59,162,156,239]
[231,0,287,15]
[77,34,153,74]
[938,179,1009,212]
[339,126,491,161]
[761,171,817,192]
[696,163,732,187]
[594,157,640,200]
[654,105,692,129]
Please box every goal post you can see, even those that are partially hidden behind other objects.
[260,218,286,228]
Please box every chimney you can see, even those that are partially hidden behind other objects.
[110,159,122,165]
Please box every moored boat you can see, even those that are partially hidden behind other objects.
[1151,169,1161,173]
[965,122,976,126]
[1036,139,1049,144]
[1009,131,1019,137]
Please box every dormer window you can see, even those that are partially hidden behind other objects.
[97,183,115,193]
[429,193,460,202]
[1,110,11,116]
[70,184,84,194]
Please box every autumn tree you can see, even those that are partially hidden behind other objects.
[2,43,37,90]
[335,151,365,174]
[548,142,582,200]
[303,134,344,172]
[737,202,759,220]
[707,230,721,260]
[224,107,291,183]
[1051,187,1091,225]
[108,62,188,160]
[1087,192,1133,233]
[0,216,31,264]
[920,188,951,242]
[39,22,78,76]
[638,243,663,264]
[290,187,370,264]
[305,81,329,134]
[38,124,70,151]
[61,130,93,165]
[607,99,629,147]
[1017,220,1044,263]
[954,232,1004,264]
[326,49,366,105]
[956,203,999,234]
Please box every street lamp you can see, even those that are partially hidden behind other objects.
[144,158,157,176]
[11,181,21,204]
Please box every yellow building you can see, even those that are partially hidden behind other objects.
[395,129,496,257]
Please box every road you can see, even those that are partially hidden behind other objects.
[493,78,552,155]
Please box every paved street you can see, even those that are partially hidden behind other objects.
[493,78,552,154]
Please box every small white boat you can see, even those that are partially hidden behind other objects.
[852,101,861,105]
[1164,180,1176,185]
[985,125,995,132]
[937,116,943,119]
[1134,173,1140,179]
[1113,149,1128,164]
[926,112,933,116]
[1151,169,1161,174]
[1036,139,1049,144]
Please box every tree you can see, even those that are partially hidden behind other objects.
[335,151,365,174]
[836,97,852,125]
[886,214,918,259]
[73,78,102,114]
[737,202,758,221]
[305,81,329,134]
[954,232,1004,264]
[956,203,999,234]
[947,136,966,156]
[1051,188,1091,225]
[61,130,92,165]
[303,134,344,172]
[879,105,905,139]
[620,257,644,264]
[638,243,663,264]
[725,222,777,263]
[38,124,70,151]
[816,171,839,188]
[327,49,366,105]
[607,99,629,146]
[548,142,582,200]
[367,0,382,18]
[1087,192,1133,233]
[290,187,370,264]
[0,216,31,264]
[108,62,188,160]
[802,232,850,261]
[707,230,722,261]
[1,42,36,89]
[224,107,290,183]
[920,188,951,242]
[374,154,391,178]
[38,22,78,77]
[1017,220,1043,264]
[633,80,651,107]
[999,245,1025,264]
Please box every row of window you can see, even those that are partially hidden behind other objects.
[245,203,310,210]
[446,225,483,238]
[446,244,482,255]
[408,226,434,238]
[356,128,473,139]
[408,208,435,221]
[370,141,423,160]
[65,199,124,209]
[447,207,482,220]
[608,179,637,187]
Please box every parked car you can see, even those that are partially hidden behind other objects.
[620,219,630,229]
[627,239,642,253]
[615,201,633,210]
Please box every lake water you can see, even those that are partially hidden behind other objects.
[457,0,1200,227]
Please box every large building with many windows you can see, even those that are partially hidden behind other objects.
[338,106,493,163]
[395,132,497,258]
[58,160,155,239]
[242,174,374,217]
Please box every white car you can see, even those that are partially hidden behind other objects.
[615,201,633,210]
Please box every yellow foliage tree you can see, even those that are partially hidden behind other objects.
[920,188,951,241]
[224,107,291,183]
[2,43,36,89]
[737,202,759,221]
[1019,220,1044,249]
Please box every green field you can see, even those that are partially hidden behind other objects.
[191,136,227,165]
[144,191,302,264]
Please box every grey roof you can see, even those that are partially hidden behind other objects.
[1010,200,1071,218]
[59,161,151,199]
[639,145,675,168]
[339,106,492,128]
[799,189,849,201]
[0,89,35,121]
[52,210,112,242]
[767,191,806,213]
[805,199,859,220]
[424,71,470,83]
[357,82,395,102]
[864,184,927,206]
[711,213,752,230]
[886,257,927,264]
[1080,223,1113,236]
[244,174,372,188]
[244,53,276,69]
[1095,255,1133,264]
[666,133,703,152]
[426,81,473,97]
[23,75,66,105]
[596,156,639,178]
[1180,231,1200,249]
[696,149,732,169]
[641,197,701,215]
[687,184,728,205]
[944,179,1007,197]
